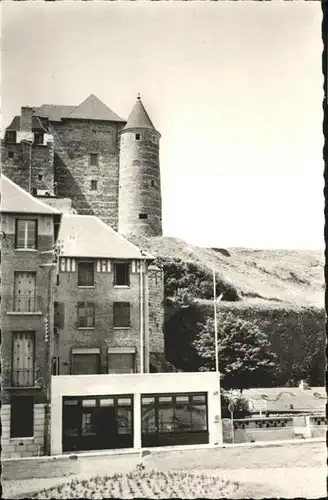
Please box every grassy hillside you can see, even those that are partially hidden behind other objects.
[136,236,324,308]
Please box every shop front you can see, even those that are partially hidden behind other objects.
[62,395,133,452]
[141,393,209,447]
[51,372,222,455]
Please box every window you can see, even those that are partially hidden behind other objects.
[71,349,100,375]
[8,151,14,159]
[12,332,35,386]
[15,219,37,250]
[38,173,43,181]
[90,180,98,191]
[34,132,44,145]
[141,393,208,435]
[135,133,140,141]
[14,271,36,313]
[6,131,17,143]
[77,302,95,328]
[139,213,148,220]
[113,302,130,328]
[89,153,99,166]
[150,180,155,188]
[108,348,135,374]
[78,262,94,287]
[10,396,34,438]
[114,262,130,286]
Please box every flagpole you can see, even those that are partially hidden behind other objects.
[213,264,219,374]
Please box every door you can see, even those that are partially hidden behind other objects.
[62,395,133,452]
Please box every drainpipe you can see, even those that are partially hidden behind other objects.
[143,261,150,373]
[139,259,144,374]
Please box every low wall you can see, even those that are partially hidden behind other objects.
[222,415,326,444]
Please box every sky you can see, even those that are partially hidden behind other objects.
[1,1,324,250]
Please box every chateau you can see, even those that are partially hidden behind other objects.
[1,96,222,458]
[2,94,162,238]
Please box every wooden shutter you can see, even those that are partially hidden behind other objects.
[14,272,36,312]
[12,332,34,386]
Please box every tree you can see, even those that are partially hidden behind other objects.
[193,313,277,390]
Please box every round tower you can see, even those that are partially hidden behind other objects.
[118,95,162,238]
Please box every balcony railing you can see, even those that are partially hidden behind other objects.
[8,294,44,313]
[11,369,35,387]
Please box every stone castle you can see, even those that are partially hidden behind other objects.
[2,94,166,371]
[2,93,162,239]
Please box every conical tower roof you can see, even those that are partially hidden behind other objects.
[123,95,156,131]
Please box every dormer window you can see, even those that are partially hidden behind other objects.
[6,131,16,144]
[34,132,44,145]
[135,133,140,141]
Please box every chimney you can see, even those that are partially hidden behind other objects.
[20,107,33,132]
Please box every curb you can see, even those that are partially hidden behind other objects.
[2,437,324,464]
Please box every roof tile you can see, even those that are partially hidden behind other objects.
[58,214,153,259]
[1,175,61,215]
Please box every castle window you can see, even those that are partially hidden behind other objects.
[78,261,95,287]
[38,174,43,182]
[6,131,16,143]
[15,219,37,249]
[77,302,95,328]
[8,151,14,159]
[113,302,130,328]
[135,133,140,141]
[89,153,99,166]
[114,262,130,287]
[139,213,148,220]
[90,180,98,191]
[150,180,155,188]
[34,132,44,145]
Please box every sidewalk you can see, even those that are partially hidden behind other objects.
[2,436,324,464]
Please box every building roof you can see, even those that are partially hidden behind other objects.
[67,94,125,122]
[6,115,45,131]
[58,214,154,259]
[243,387,326,413]
[123,96,156,131]
[33,105,76,122]
[33,95,125,123]
[0,175,61,215]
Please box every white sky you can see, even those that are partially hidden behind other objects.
[1,2,324,250]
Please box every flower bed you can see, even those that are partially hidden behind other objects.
[32,468,239,499]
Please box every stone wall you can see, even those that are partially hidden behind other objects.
[52,120,124,230]
[148,264,165,353]
[1,404,45,459]
[118,128,162,237]
[1,140,54,195]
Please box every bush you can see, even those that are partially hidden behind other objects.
[221,389,252,419]
[156,256,240,302]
